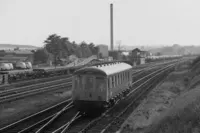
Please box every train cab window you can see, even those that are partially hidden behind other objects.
[79,76,84,90]
[96,77,105,92]
[74,76,79,89]
[123,72,125,81]
[85,76,93,90]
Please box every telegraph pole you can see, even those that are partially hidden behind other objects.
[110,3,114,51]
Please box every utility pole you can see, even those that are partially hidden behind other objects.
[110,3,114,51]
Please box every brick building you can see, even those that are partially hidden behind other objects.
[130,48,150,65]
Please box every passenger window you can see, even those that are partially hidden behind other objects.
[126,72,127,80]
[122,73,123,82]
[128,72,129,81]
[121,73,123,83]
[118,74,120,84]
[107,79,109,88]
[115,75,118,85]
[112,76,115,88]
[109,77,112,88]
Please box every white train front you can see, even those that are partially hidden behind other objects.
[72,62,132,112]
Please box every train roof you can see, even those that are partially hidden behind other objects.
[74,62,132,76]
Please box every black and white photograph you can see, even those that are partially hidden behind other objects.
[0,0,200,133]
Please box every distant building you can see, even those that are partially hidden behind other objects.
[97,45,109,59]
[108,50,122,60]
[0,44,38,50]
[130,48,151,65]
[121,51,129,56]
[131,48,150,58]
[0,50,34,63]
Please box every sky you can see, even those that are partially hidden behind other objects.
[1,0,200,47]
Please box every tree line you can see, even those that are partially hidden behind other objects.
[33,34,98,64]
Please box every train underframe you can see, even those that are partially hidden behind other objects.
[73,100,107,114]
[73,86,132,114]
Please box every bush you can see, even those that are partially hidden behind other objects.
[146,97,200,133]
[191,56,200,67]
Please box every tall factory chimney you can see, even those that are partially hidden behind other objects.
[110,3,114,51]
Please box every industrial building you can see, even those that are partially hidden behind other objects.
[97,44,109,60]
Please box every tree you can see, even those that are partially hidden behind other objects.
[44,34,99,65]
[14,47,19,51]
[44,34,62,68]
[156,52,162,56]
[80,41,92,57]
[33,48,48,64]
[88,43,97,55]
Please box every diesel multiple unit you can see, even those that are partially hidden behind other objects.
[72,62,132,112]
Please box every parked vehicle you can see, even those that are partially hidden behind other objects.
[0,63,10,71]
[7,63,14,70]
[25,62,32,69]
[15,62,27,69]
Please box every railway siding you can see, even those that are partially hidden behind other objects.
[0,60,179,132]
[0,88,72,128]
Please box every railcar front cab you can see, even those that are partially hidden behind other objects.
[72,68,107,111]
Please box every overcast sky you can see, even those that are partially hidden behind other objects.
[1,0,200,47]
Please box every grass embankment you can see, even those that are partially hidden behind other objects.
[119,57,200,133]
[146,57,200,133]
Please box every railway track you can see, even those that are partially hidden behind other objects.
[0,77,72,103]
[0,61,170,104]
[38,63,177,132]
[61,62,177,133]
[0,62,168,133]
[0,61,179,133]
[89,65,174,133]
[0,76,72,96]
[0,74,72,91]
[0,99,72,132]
